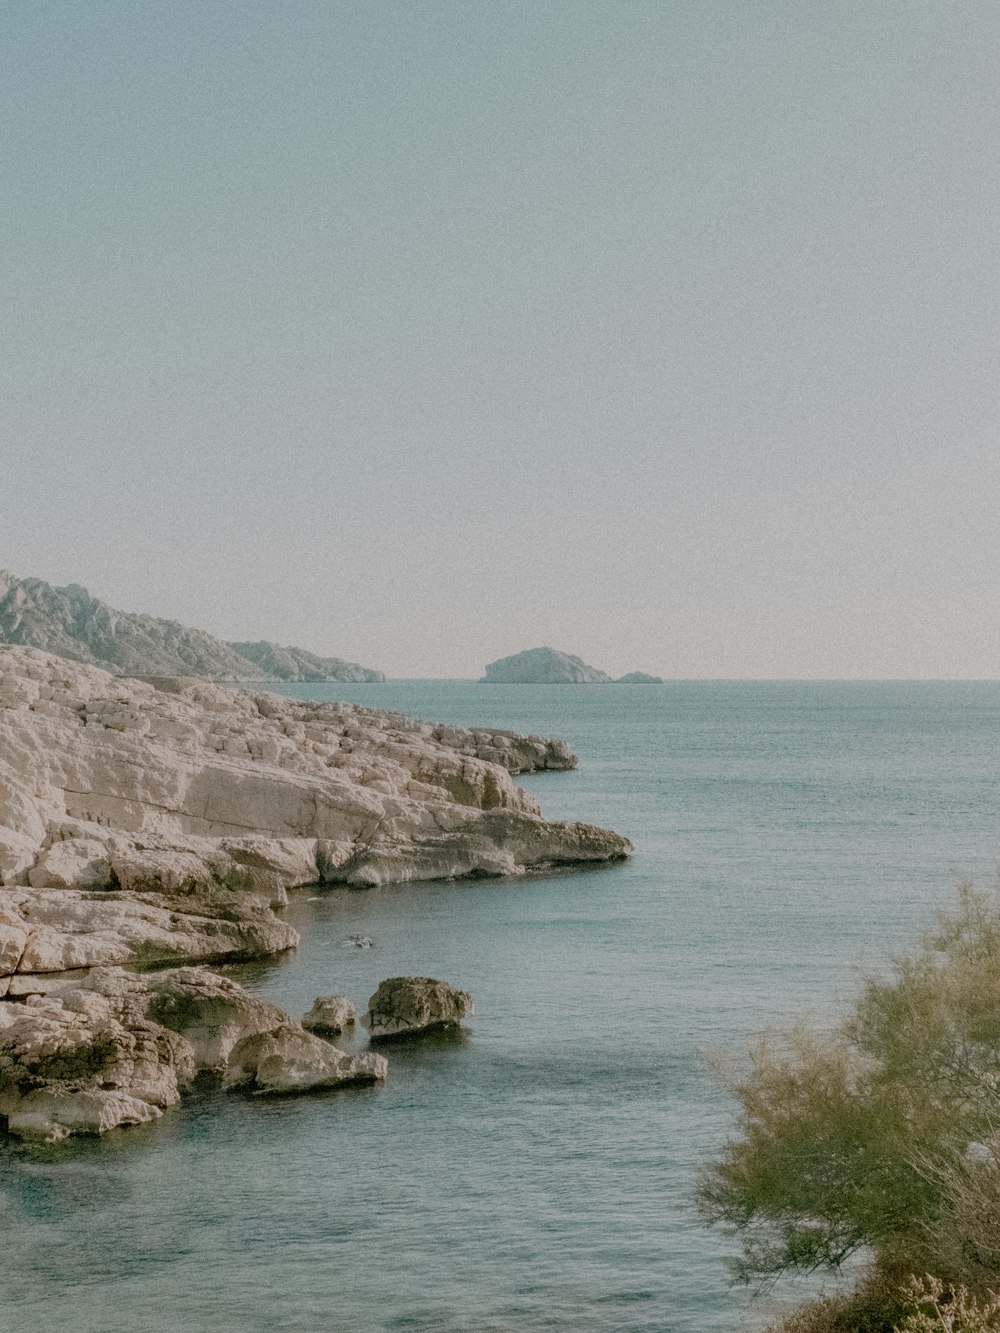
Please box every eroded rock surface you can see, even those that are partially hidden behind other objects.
[303,995,356,1036]
[0,644,629,1139]
[223,1024,386,1095]
[0,645,629,989]
[365,976,473,1041]
[0,965,385,1140]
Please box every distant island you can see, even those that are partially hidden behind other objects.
[481,647,663,684]
[0,569,385,682]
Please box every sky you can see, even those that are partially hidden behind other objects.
[3,1,999,677]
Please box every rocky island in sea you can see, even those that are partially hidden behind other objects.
[0,644,630,1142]
[481,646,663,684]
[0,569,384,682]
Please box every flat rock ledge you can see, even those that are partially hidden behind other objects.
[0,645,630,1139]
[0,966,386,1143]
[365,976,473,1042]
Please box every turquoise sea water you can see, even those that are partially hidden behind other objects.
[5,681,1000,1332]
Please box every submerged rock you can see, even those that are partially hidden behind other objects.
[365,977,473,1042]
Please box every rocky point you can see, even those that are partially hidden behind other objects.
[0,645,631,1140]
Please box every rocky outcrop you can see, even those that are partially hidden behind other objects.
[222,1025,386,1095]
[0,644,630,1139]
[0,569,383,682]
[0,646,628,931]
[0,965,385,1141]
[0,969,195,1141]
[482,647,663,685]
[302,996,356,1036]
[364,977,473,1041]
[428,724,575,774]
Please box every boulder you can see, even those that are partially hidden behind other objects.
[222,1024,386,1094]
[0,965,386,1139]
[365,976,473,1041]
[302,995,356,1036]
[28,837,113,890]
[0,982,195,1142]
[146,966,291,1071]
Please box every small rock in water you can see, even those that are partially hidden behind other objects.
[302,995,356,1036]
[364,976,473,1042]
[345,934,374,949]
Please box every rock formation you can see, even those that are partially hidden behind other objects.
[302,995,356,1036]
[0,965,385,1141]
[0,569,384,681]
[364,977,473,1040]
[482,647,663,685]
[0,644,630,1139]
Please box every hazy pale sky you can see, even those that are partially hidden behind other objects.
[4,2,999,677]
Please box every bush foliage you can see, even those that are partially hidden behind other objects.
[699,885,1000,1326]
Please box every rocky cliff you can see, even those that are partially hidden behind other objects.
[0,570,384,681]
[0,646,630,1140]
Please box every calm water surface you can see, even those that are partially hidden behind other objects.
[4,682,1000,1332]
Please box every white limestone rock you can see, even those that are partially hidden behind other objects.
[0,965,386,1139]
[2,888,298,975]
[222,1023,387,1095]
[0,982,196,1142]
[146,966,292,1071]
[0,645,629,992]
[302,995,356,1036]
[0,826,37,886]
[28,837,113,890]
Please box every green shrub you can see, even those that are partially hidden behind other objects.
[699,885,1000,1293]
[761,1267,911,1332]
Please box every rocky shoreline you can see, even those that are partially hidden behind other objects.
[0,645,630,1142]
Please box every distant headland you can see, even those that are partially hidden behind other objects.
[0,569,384,682]
[481,647,663,685]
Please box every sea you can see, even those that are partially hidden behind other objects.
[4,680,1000,1333]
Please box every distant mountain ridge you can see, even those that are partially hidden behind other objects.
[481,647,662,684]
[0,570,384,682]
